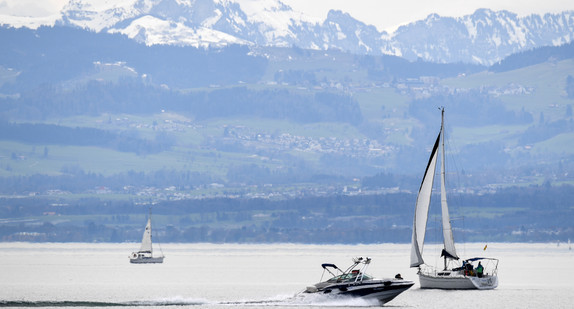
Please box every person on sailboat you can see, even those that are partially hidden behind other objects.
[477,262,484,278]
[464,260,473,276]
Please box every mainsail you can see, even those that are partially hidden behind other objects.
[139,218,153,253]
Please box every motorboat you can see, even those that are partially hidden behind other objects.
[302,257,414,305]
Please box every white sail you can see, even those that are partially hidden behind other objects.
[439,111,458,260]
[139,218,153,253]
[410,133,440,267]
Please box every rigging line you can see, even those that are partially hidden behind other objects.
[155,216,164,256]
[157,231,164,255]
[149,207,164,256]
[462,215,466,256]
[442,111,465,244]
[450,215,467,257]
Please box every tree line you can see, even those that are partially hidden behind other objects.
[1,80,364,124]
[489,41,574,73]
[0,26,267,90]
[0,184,572,243]
[0,121,173,155]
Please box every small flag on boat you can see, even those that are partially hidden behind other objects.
[483,244,488,251]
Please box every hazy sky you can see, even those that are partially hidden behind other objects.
[1,0,573,32]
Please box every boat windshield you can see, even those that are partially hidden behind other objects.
[327,272,373,283]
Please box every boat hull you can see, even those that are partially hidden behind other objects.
[130,256,164,264]
[307,280,414,305]
[419,273,498,290]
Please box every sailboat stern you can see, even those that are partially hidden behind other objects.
[469,275,498,289]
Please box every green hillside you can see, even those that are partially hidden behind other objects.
[2,58,574,189]
[443,59,574,122]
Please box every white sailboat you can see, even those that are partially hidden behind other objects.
[130,209,164,264]
[410,108,498,289]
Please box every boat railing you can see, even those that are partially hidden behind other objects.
[473,257,499,277]
[319,263,342,282]
[462,257,498,276]
[419,264,453,277]
[320,257,372,284]
[420,257,498,278]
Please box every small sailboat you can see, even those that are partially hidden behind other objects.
[130,209,164,264]
[410,107,498,289]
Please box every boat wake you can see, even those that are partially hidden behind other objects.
[283,293,381,306]
[218,293,381,307]
[0,299,208,307]
[1,294,380,307]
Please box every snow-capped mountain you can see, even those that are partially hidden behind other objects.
[392,9,574,64]
[4,0,574,64]
[58,0,321,48]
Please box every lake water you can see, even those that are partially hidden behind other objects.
[1,242,572,308]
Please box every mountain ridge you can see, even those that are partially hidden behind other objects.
[2,0,573,65]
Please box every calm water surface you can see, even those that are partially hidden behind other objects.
[0,242,572,308]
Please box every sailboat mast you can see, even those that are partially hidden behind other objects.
[441,109,447,270]
[149,207,154,255]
